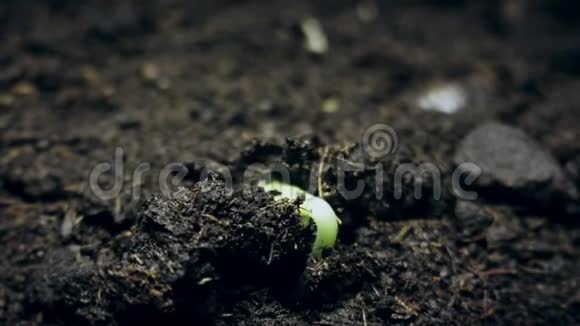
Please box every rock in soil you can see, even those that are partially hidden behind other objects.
[453,122,578,214]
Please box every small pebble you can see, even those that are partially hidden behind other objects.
[142,62,160,81]
[12,81,37,96]
[357,1,378,22]
[0,94,15,107]
[301,17,328,54]
[81,65,100,85]
[322,97,340,113]
[60,209,77,240]
[417,83,466,114]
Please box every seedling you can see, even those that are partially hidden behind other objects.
[259,180,340,257]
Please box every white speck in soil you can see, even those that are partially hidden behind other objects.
[417,83,467,114]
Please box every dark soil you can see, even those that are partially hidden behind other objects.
[1,0,580,324]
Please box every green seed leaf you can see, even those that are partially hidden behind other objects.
[260,180,339,257]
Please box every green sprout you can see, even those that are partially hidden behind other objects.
[259,180,340,257]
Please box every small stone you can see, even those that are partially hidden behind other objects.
[60,208,77,240]
[141,63,171,90]
[454,122,578,210]
[417,83,467,114]
[357,1,378,22]
[12,81,37,96]
[439,267,449,278]
[322,97,340,113]
[301,17,328,54]
[0,94,15,107]
[156,77,171,90]
[141,62,159,81]
[102,85,116,96]
[81,65,100,85]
